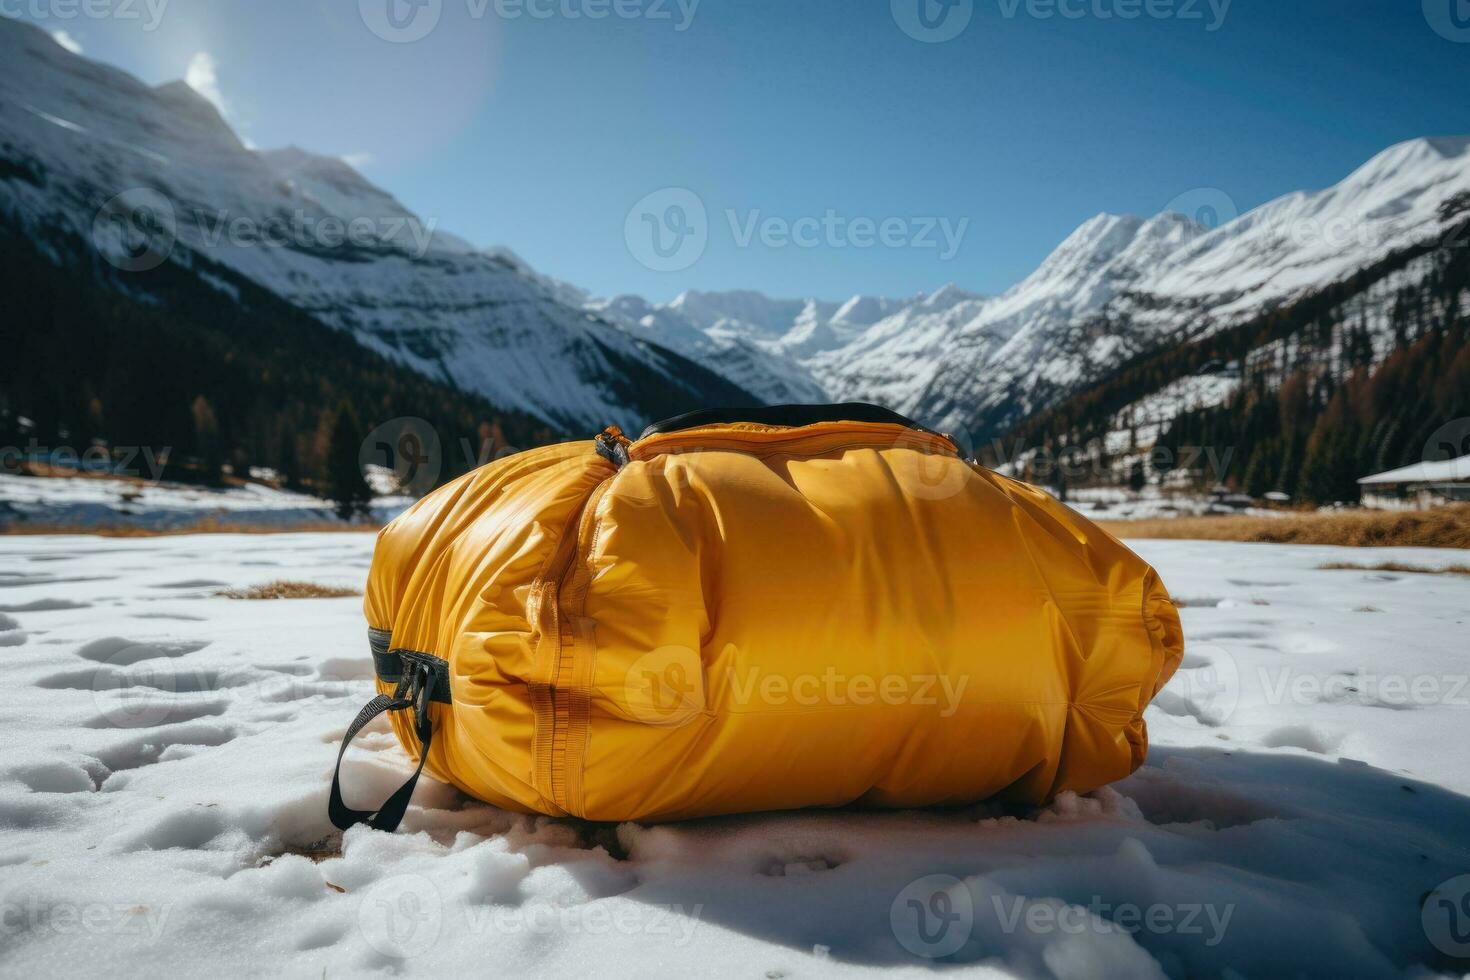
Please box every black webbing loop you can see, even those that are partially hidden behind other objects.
[328,661,436,833]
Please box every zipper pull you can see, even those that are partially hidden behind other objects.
[594,425,632,469]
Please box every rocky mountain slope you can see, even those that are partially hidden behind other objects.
[0,17,753,435]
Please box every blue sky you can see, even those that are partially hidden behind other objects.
[14,0,1470,302]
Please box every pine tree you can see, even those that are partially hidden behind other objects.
[324,401,372,521]
[190,395,223,483]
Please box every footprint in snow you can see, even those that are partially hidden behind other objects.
[1262,725,1344,755]
[0,598,91,612]
[7,760,100,794]
[94,721,238,775]
[76,636,210,666]
[0,574,115,588]
[37,663,250,694]
[119,807,228,852]
[0,613,25,648]
[84,699,229,730]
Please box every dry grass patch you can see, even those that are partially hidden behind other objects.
[1319,561,1470,576]
[1099,504,1470,549]
[218,580,361,600]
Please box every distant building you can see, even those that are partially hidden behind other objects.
[1357,456,1470,510]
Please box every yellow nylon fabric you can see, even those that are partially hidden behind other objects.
[364,420,1184,822]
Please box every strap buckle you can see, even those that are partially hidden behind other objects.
[329,659,443,834]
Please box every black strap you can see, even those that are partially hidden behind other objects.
[639,402,942,440]
[329,663,436,833]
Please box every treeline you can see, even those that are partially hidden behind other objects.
[0,222,560,512]
[1155,317,1469,502]
[996,206,1470,504]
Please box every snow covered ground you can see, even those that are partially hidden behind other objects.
[0,474,410,531]
[2,533,1469,977]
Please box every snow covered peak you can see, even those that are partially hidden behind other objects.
[1341,135,1470,190]
[919,282,983,310]
[831,294,901,327]
[588,293,657,323]
[1036,213,1147,277]
[1144,134,1470,317]
[152,79,237,138]
[667,289,809,336]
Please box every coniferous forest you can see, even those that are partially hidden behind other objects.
[0,221,560,508]
[993,208,1470,504]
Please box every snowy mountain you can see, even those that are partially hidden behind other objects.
[1140,136,1470,323]
[584,293,829,404]
[596,138,1470,442]
[582,287,946,407]
[0,17,754,434]
[5,15,1464,445]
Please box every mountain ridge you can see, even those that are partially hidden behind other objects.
[585,135,1470,442]
[3,15,1466,455]
[0,15,756,435]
